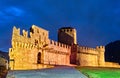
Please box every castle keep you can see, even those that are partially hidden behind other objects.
[9,25,120,70]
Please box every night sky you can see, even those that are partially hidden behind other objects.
[1,0,120,52]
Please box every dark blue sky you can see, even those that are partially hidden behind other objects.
[1,0,120,52]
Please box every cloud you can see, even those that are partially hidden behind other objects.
[4,7,24,16]
[1,0,120,51]
[0,6,25,24]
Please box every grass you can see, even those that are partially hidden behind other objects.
[76,66,120,78]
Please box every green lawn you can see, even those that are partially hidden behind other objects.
[76,67,120,78]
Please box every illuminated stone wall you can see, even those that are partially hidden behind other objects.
[77,46,105,67]
[105,62,120,68]
[9,25,120,70]
[9,25,71,70]
[43,40,70,65]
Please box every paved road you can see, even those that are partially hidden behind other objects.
[6,66,88,78]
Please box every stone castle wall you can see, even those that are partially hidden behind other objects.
[105,62,120,68]
[43,39,71,65]
[9,25,120,70]
[76,46,120,68]
[9,25,71,70]
[9,25,47,70]
[76,46,105,67]
[77,47,98,66]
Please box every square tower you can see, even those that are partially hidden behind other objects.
[58,27,77,45]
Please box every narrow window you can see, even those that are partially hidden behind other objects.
[37,52,41,64]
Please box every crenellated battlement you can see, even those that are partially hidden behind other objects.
[49,39,71,49]
[12,26,20,36]
[12,25,48,38]
[78,46,98,55]
[59,27,76,33]
[78,45,105,55]
[12,25,49,48]
[12,26,29,40]
[96,46,105,52]
[12,41,35,49]
[79,46,96,50]
[22,30,28,37]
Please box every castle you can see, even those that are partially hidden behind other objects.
[9,25,120,70]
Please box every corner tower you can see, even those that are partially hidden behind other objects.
[58,27,77,45]
[96,46,105,66]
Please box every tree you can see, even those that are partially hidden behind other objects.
[105,40,120,63]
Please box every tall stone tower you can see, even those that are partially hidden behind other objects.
[58,27,77,64]
[58,27,77,45]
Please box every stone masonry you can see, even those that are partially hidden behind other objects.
[9,25,120,70]
[9,25,71,70]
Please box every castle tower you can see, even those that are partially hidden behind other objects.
[58,27,77,64]
[96,46,105,66]
[58,27,77,45]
